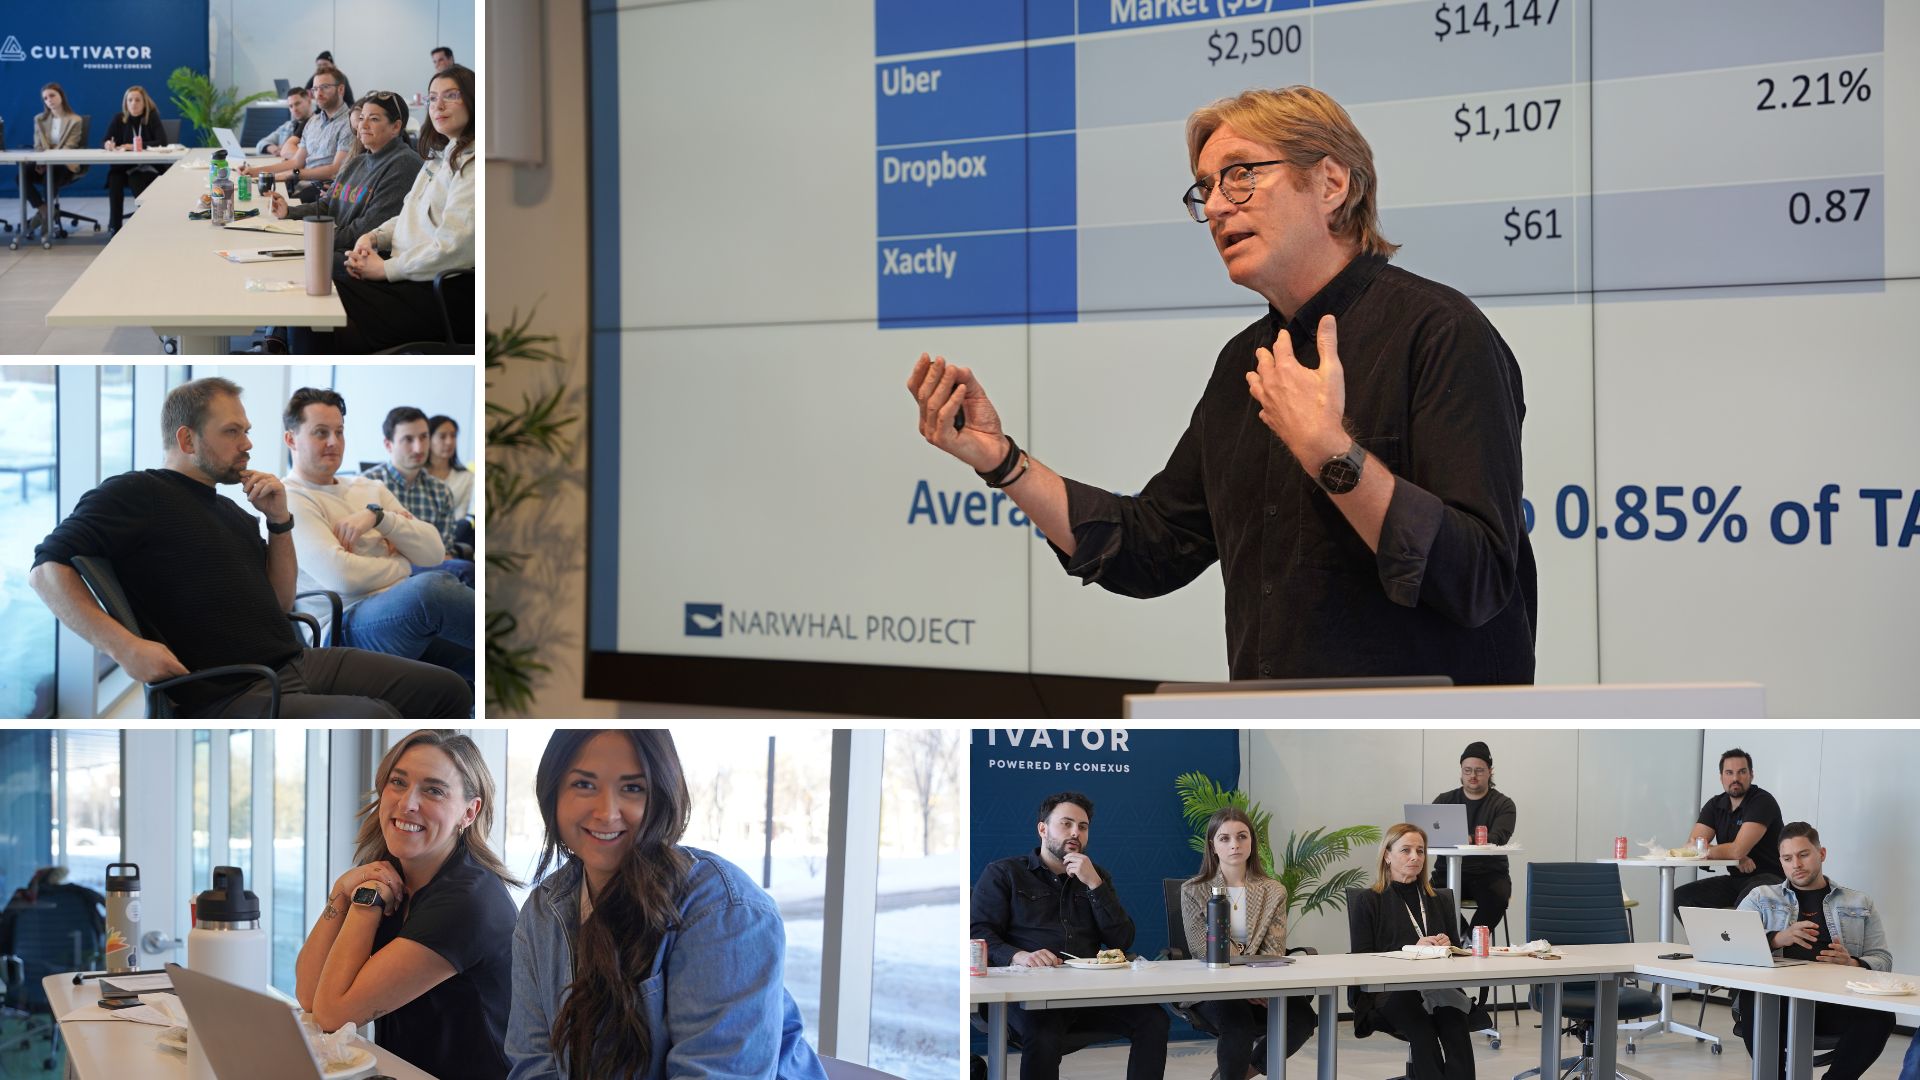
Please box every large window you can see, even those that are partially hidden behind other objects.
[0,731,121,898]
[0,366,57,719]
[272,729,310,995]
[873,730,962,1079]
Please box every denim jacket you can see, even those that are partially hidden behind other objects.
[506,848,829,1080]
[1736,879,1892,971]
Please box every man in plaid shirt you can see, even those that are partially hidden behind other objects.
[363,406,474,582]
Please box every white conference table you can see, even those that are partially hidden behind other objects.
[30,147,346,352]
[1430,844,1523,924]
[0,147,191,250]
[1599,855,1738,1047]
[43,970,439,1079]
[970,944,1638,1080]
[1633,951,1920,1080]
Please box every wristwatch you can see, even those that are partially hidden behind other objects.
[350,884,387,912]
[1315,439,1366,495]
[365,503,385,529]
[266,512,296,534]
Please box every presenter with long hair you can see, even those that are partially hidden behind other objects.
[506,730,826,1079]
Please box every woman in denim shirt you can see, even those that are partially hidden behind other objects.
[506,730,828,1080]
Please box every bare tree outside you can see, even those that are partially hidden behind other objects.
[898,729,959,856]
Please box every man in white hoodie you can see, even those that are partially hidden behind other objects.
[280,387,473,683]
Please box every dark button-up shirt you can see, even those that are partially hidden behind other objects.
[970,849,1136,968]
[1055,252,1536,684]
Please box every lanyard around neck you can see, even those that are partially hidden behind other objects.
[1399,889,1429,938]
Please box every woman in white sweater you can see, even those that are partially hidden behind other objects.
[296,66,476,353]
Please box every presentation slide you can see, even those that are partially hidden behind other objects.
[589,0,1917,715]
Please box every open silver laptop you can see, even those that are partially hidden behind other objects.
[166,962,329,1079]
[1404,802,1472,848]
[212,127,248,160]
[1679,907,1809,968]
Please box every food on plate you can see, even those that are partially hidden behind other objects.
[1095,948,1127,965]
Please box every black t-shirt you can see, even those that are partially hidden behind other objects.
[1780,883,1833,962]
[1695,784,1784,880]
[32,469,301,708]
[370,844,517,1079]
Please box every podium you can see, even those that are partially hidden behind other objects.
[1122,683,1765,719]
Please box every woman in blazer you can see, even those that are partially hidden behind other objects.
[28,82,88,237]
[1179,808,1316,1079]
[1347,823,1475,1080]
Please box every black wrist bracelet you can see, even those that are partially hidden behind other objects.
[977,434,1023,488]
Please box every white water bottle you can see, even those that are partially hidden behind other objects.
[187,866,268,988]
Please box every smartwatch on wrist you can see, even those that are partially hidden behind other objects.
[1315,439,1366,495]
[350,884,386,912]
[365,503,385,529]
[266,512,296,534]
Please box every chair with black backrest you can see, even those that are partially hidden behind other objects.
[46,117,102,239]
[1158,877,1319,1076]
[0,884,105,1070]
[70,555,293,718]
[375,269,475,354]
[1346,886,1481,1080]
[1510,863,1661,1080]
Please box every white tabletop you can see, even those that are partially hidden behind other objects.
[44,971,440,1080]
[0,147,194,166]
[1430,845,1524,855]
[1599,856,1738,869]
[1631,951,1920,1018]
[42,147,347,336]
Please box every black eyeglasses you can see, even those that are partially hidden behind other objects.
[1182,159,1288,223]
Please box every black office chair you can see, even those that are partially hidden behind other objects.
[294,588,345,647]
[44,116,103,240]
[969,1004,1134,1072]
[1158,877,1319,1076]
[0,884,104,1071]
[70,555,318,718]
[161,118,181,145]
[376,269,475,354]
[1510,863,1662,1080]
[1,115,13,236]
[1346,886,1484,1080]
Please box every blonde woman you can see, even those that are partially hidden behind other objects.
[1346,823,1474,1080]
[1179,807,1316,1078]
[296,730,520,1079]
[103,85,167,232]
[28,83,88,237]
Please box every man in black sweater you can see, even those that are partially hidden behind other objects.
[29,377,468,718]
[970,792,1167,1080]
[1431,739,1517,940]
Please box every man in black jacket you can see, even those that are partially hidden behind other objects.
[970,791,1167,1080]
[1430,739,1517,940]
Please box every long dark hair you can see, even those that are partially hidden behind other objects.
[1186,806,1269,885]
[419,65,475,176]
[427,414,465,471]
[534,731,693,1080]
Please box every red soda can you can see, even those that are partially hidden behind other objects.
[970,939,987,976]
[1474,925,1491,957]
[133,133,144,152]
[1475,825,1488,846]
[1615,836,1629,859]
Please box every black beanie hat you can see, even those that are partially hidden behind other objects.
[1460,741,1492,766]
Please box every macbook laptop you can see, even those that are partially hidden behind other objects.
[1678,907,1808,968]
[212,127,247,160]
[166,962,330,1079]
[274,77,292,97]
[1404,802,1472,848]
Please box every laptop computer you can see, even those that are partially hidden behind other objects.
[166,962,329,1079]
[1404,802,1472,848]
[274,77,292,97]
[1678,907,1809,968]
[212,127,247,160]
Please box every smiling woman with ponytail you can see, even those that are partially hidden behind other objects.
[505,730,827,1080]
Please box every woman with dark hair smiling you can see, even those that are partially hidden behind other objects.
[506,730,827,1080]
[297,730,520,1079]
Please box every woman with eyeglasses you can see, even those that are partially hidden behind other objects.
[1347,823,1476,1080]
[292,65,475,353]
[270,91,422,260]
[26,82,88,239]
[296,730,520,1079]
[506,730,827,1080]
[102,85,167,233]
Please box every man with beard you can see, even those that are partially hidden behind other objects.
[362,406,472,569]
[1674,748,1785,909]
[29,377,469,718]
[1733,822,1894,1078]
[971,792,1168,1080]
[1429,740,1516,940]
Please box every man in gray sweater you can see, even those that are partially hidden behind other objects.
[270,90,421,257]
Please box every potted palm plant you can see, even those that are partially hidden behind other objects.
[165,67,276,147]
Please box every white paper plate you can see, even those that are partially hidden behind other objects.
[321,1044,379,1079]
[1061,958,1131,970]
[1846,980,1916,996]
